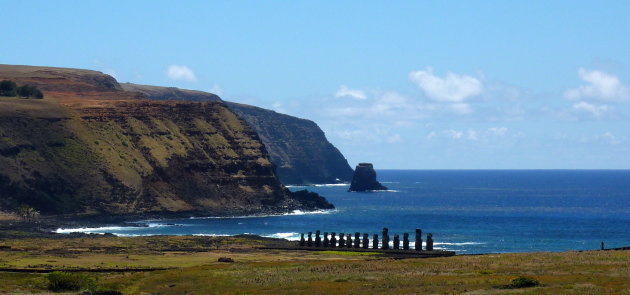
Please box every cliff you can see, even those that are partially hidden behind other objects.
[119,83,354,185]
[120,83,222,102]
[0,64,332,216]
[348,163,387,192]
[226,102,354,185]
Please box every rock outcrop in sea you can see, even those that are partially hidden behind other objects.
[348,163,388,192]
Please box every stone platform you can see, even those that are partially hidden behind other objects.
[259,246,455,258]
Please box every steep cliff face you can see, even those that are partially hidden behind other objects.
[226,102,354,185]
[0,65,332,215]
[120,83,355,185]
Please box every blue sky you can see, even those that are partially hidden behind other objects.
[2,1,629,169]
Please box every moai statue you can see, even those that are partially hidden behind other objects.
[307,232,313,247]
[330,232,337,248]
[382,228,390,250]
[403,233,410,250]
[299,233,305,247]
[323,232,329,247]
[393,234,400,250]
[346,233,352,248]
[315,230,321,247]
[354,232,360,248]
[363,233,369,249]
[426,233,434,251]
[338,232,345,248]
[415,229,422,251]
[372,234,379,249]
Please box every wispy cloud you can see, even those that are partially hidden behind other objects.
[430,127,510,142]
[564,68,629,101]
[488,127,508,136]
[571,101,613,119]
[166,64,197,82]
[209,83,223,96]
[335,85,367,100]
[409,67,483,102]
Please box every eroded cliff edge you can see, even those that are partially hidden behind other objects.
[0,64,332,216]
[121,83,354,185]
[226,102,354,184]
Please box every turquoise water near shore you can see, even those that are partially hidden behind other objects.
[57,170,630,254]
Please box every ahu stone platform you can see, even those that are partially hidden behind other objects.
[263,228,455,258]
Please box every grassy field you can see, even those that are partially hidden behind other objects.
[1,234,630,294]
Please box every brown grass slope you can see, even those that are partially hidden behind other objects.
[0,64,330,216]
[120,82,221,102]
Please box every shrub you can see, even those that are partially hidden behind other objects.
[0,80,43,99]
[17,84,44,99]
[16,204,39,221]
[508,276,540,288]
[0,80,17,96]
[47,271,96,292]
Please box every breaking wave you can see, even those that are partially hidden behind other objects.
[286,183,349,188]
[54,223,180,234]
[189,209,336,219]
[263,232,301,240]
[434,242,485,246]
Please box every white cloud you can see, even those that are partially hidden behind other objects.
[488,127,508,136]
[335,85,367,100]
[579,132,625,145]
[209,84,223,96]
[600,132,621,145]
[409,67,483,102]
[166,64,197,82]
[450,103,473,114]
[572,101,613,119]
[331,127,400,144]
[102,68,118,79]
[427,127,511,142]
[271,102,286,113]
[445,129,464,139]
[327,91,434,120]
[564,68,629,101]
[387,134,402,143]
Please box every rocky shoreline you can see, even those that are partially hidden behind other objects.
[0,206,332,239]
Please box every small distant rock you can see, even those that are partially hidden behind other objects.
[348,163,388,192]
[218,257,234,263]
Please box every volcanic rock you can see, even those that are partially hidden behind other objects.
[348,163,387,192]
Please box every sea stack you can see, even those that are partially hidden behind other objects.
[348,163,388,192]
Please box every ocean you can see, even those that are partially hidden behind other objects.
[56,170,630,254]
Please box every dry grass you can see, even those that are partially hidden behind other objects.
[1,235,630,294]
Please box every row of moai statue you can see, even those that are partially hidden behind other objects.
[299,228,434,251]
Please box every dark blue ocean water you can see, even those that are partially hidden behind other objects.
[57,170,630,254]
